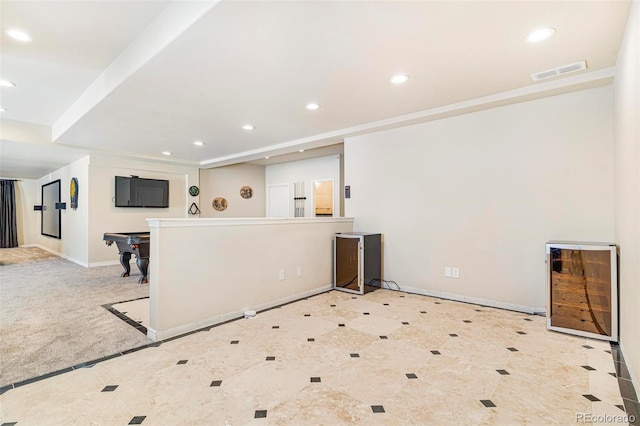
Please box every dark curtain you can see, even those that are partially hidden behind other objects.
[0,180,18,248]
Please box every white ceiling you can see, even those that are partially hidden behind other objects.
[0,0,632,179]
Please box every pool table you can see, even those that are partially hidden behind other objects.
[103,232,150,284]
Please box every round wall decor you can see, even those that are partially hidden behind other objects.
[212,197,228,211]
[240,185,253,199]
[189,185,200,196]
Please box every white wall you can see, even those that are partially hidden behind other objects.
[88,156,199,265]
[35,156,90,265]
[345,86,614,311]
[265,155,341,218]
[199,163,265,217]
[614,0,640,390]
[13,179,38,246]
[147,217,354,340]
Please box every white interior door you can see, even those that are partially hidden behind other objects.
[267,183,289,217]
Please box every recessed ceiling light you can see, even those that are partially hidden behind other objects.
[306,103,320,110]
[390,74,409,84]
[5,29,32,42]
[265,156,270,159]
[242,124,255,130]
[0,80,16,87]
[162,151,172,156]
[299,149,305,153]
[0,107,6,112]
[193,140,204,146]
[525,27,556,43]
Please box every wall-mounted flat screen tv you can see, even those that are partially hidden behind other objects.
[115,176,169,208]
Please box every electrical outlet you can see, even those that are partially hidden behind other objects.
[452,267,460,279]
[279,269,285,281]
[296,266,302,277]
[444,267,452,278]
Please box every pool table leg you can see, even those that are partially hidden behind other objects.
[136,257,149,284]
[120,252,132,277]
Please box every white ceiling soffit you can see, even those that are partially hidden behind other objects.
[8,1,630,169]
[0,0,172,125]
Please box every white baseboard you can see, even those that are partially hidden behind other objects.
[149,285,333,341]
[389,284,545,315]
[89,260,120,268]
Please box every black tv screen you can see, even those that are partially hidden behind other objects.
[115,176,169,208]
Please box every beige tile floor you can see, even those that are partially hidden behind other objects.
[0,289,630,425]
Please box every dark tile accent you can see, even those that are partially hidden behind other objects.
[523,318,533,321]
[338,324,345,327]
[615,361,633,380]
[406,373,418,379]
[101,385,118,392]
[619,378,639,402]
[0,385,14,395]
[363,312,370,315]
[177,360,188,365]
[399,295,405,298]
[307,338,315,342]
[609,373,617,378]
[611,350,625,363]
[272,326,280,329]
[402,322,409,325]
[431,350,441,355]
[330,304,336,307]
[475,309,483,312]
[383,303,389,306]
[616,404,625,411]
[496,370,510,375]
[121,345,148,356]
[434,302,441,304]
[350,353,360,358]
[266,356,276,361]
[507,347,519,352]
[463,320,472,323]
[605,350,612,354]
[304,314,311,317]
[352,297,357,299]
[581,365,596,371]
[128,416,147,425]
[210,380,222,387]
[480,400,496,408]
[516,331,527,335]
[13,367,74,388]
[449,334,458,337]
[1,423,18,426]
[254,410,267,419]
[371,405,385,413]
[623,398,640,424]
[582,345,594,349]
[230,340,239,344]
[420,311,426,313]
[82,352,122,367]
[583,394,601,402]
[310,377,321,383]
[379,336,388,340]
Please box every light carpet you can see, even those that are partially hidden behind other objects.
[0,247,150,386]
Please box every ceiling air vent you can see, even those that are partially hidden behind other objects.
[531,61,587,81]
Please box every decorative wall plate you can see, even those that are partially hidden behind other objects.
[70,177,78,209]
[212,197,228,211]
[240,185,253,199]
[189,185,200,196]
